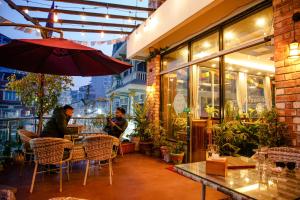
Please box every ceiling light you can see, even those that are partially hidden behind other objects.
[225,32,234,40]
[256,18,266,27]
[202,41,211,48]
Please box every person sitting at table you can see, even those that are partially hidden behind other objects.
[104,107,128,138]
[40,105,74,138]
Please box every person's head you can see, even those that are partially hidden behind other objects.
[115,107,126,118]
[63,105,74,117]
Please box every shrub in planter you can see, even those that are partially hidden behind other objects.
[120,142,135,154]
[130,134,140,151]
[170,141,185,164]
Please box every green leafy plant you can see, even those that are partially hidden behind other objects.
[132,99,152,141]
[172,112,187,137]
[213,108,289,157]
[205,105,219,119]
[171,141,184,154]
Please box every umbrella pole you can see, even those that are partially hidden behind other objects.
[37,74,45,135]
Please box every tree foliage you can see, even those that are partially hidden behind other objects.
[6,73,73,116]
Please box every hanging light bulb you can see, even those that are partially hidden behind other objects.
[101,31,105,38]
[128,17,132,23]
[81,14,86,20]
[53,12,59,22]
[23,9,29,14]
[36,28,40,33]
[81,32,85,36]
[105,6,109,19]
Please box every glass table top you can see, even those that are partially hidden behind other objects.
[175,161,300,200]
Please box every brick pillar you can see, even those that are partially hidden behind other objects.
[273,0,300,146]
[146,55,161,127]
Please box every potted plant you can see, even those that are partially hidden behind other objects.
[132,99,154,155]
[172,112,188,141]
[152,124,166,158]
[205,105,218,144]
[170,141,185,164]
[129,132,141,152]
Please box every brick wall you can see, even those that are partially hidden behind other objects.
[274,0,300,146]
[146,55,161,127]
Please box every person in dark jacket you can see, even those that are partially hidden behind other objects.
[40,105,74,138]
[104,107,128,138]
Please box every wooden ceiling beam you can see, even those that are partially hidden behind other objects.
[18,5,147,21]
[52,0,155,12]
[56,27,132,34]
[34,17,137,29]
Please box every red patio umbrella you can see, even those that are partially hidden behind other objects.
[0,38,131,134]
[0,38,131,76]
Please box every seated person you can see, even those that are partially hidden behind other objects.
[40,105,74,138]
[104,107,128,138]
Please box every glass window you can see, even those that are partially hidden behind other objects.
[3,91,19,101]
[192,32,219,60]
[162,68,188,139]
[224,41,274,114]
[223,7,273,49]
[191,58,220,118]
[162,46,189,71]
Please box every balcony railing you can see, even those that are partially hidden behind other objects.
[109,71,147,92]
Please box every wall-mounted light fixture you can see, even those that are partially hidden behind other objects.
[289,12,300,59]
[146,85,155,94]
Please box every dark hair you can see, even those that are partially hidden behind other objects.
[116,107,126,114]
[63,105,74,110]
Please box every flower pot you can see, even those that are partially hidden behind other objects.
[120,142,135,154]
[130,136,140,151]
[160,146,170,162]
[139,141,153,155]
[170,152,184,164]
[152,147,161,158]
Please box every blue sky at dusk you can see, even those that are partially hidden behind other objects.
[0,0,148,89]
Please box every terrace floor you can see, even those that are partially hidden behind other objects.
[1,153,227,200]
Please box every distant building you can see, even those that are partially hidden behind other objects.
[106,41,146,115]
[0,34,33,118]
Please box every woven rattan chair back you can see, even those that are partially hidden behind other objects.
[268,147,300,168]
[83,135,113,161]
[30,138,67,165]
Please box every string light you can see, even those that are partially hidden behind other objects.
[81,8,86,20]
[101,31,105,38]
[36,28,40,33]
[53,12,59,22]
[106,5,109,19]
[81,32,85,36]
[23,9,29,14]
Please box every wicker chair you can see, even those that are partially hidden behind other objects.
[268,147,300,168]
[29,138,73,193]
[17,129,38,160]
[82,135,113,186]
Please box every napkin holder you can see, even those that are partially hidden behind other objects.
[206,158,227,177]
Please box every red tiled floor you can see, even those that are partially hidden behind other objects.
[1,153,227,200]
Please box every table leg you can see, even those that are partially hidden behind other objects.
[201,183,206,200]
